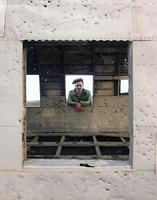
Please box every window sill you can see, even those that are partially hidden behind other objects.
[23,159,131,172]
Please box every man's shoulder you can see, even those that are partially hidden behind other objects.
[84,89,91,94]
[69,90,75,95]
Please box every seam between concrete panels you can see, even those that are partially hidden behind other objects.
[0,168,156,174]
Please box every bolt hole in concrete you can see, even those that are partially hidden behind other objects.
[25,41,129,160]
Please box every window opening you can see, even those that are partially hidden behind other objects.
[26,75,40,107]
[65,75,93,109]
[120,79,129,94]
[24,41,129,160]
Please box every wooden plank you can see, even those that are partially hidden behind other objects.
[28,142,59,146]
[95,89,113,96]
[120,137,129,149]
[94,81,113,90]
[27,141,129,147]
[41,82,64,90]
[64,55,92,65]
[27,155,129,160]
[39,64,63,74]
[55,136,65,157]
[95,55,118,65]
[38,54,61,65]
[40,75,64,82]
[93,136,101,157]
[94,47,126,54]
[120,137,127,143]
[64,65,93,74]
[37,46,61,55]
[41,89,64,96]
[27,131,129,137]
[94,75,113,80]
[95,64,115,74]
[94,75,128,81]
[63,46,93,55]
[27,136,39,151]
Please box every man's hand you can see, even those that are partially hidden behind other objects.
[79,106,85,112]
[75,103,81,112]
[75,103,84,112]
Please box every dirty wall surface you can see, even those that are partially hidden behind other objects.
[0,171,157,200]
[0,0,157,199]
[27,96,128,133]
[0,0,157,40]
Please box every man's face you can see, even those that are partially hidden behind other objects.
[75,81,84,94]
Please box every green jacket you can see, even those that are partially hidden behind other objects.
[67,89,92,106]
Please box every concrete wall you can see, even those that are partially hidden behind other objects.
[0,171,157,200]
[27,96,128,133]
[0,0,157,199]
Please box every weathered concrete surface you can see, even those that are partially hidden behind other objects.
[0,171,157,200]
[140,1,157,39]
[0,40,23,169]
[1,0,156,40]
[132,41,157,170]
[5,0,133,40]
[27,96,128,133]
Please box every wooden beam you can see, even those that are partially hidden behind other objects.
[27,131,129,137]
[27,141,129,147]
[55,136,65,157]
[27,155,129,160]
[93,136,101,157]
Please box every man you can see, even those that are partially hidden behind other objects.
[67,78,92,112]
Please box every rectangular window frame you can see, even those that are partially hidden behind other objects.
[23,41,133,170]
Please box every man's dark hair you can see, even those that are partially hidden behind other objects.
[72,78,84,84]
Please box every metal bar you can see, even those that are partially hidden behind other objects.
[55,136,65,157]
[93,136,101,157]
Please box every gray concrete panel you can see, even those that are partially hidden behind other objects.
[0,40,23,169]
[5,0,133,40]
[140,1,157,39]
[0,127,23,169]
[132,41,157,170]
[1,0,157,40]
[0,40,23,124]
[0,171,157,200]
